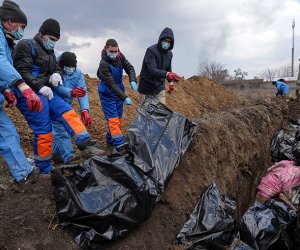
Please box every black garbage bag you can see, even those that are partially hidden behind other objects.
[51,97,197,248]
[174,182,236,249]
[127,98,197,200]
[263,199,297,250]
[271,121,300,162]
[238,199,297,250]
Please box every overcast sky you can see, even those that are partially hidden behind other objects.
[16,0,300,78]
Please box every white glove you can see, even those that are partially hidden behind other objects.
[49,73,62,87]
[39,86,53,100]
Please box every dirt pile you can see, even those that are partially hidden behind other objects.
[0,76,292,250]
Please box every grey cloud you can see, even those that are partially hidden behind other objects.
[14,0,300,78]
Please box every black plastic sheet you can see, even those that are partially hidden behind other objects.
[174,183,297,250]
[51,98,197,248]
[174,182,237,249]
[271,120,300,162]
[238,200,297,250]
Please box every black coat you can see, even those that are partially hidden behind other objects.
[97,49,136,101]
[138,27,174,95]
[13,34,61,92]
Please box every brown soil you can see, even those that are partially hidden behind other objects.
[0,76,295,250]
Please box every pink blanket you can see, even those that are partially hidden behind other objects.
[257,160,300,199]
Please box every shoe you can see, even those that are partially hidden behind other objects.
[24,167,40,184]
[115,146,127,155]
[113,143,129,155]
[52,154,64,164]
[66,155,81,164]
[12,167,40,193]
[89,139,97,146]
[77,137,92,151]
[109,143,134,162]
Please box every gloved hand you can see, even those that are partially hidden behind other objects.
[166,72,180,82]
[3,89,17,107]
[81,110,92,126]
[49,73,62,87]
[39,86,53,100]
[18,83,42,112]
[124,97,132,105]
[167,82,174,94]
[130,81,138,91]
[71,87,86,98]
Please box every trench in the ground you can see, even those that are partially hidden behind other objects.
[108,99,291,250]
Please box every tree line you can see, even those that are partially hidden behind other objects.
[198,60,299,82]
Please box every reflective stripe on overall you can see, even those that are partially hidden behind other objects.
[98,62,124,147]
[14,41,89,173]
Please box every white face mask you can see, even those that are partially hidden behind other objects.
[64,66,75,75]
[161,41,171,50]
[106,50,118,60]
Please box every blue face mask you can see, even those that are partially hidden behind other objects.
[161,41,171,50]
[64,66,75,75]
[43,38,56,50]
[106,51,118,60]
[12,27,24,40]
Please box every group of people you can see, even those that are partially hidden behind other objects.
[0,0,181,185]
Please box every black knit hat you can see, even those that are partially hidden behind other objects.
[60,51,77,67]
[0,0,27,25]
[39,18,60,39]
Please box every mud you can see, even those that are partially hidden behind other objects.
[0,76,295,250]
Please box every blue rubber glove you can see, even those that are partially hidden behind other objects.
[130,81,138,91]
[124,97,132,105]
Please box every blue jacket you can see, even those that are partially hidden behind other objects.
[138,27,174,95]
[54,68,90,111]
[275,81,289,95]
[0,24,23,107]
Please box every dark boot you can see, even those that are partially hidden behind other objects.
[12,167,40,193]
[77,137,92,151]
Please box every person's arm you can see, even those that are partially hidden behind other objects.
[121,53,136,82]
[166,52,173,82]
[76,71,90,111]
[53,85,72,98]
[0,34,23,90]
[167,51,173,72]
[98,61,127,100]
[144,49,168,78]
[13,40,44,92]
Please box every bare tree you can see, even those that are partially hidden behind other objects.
[276,64,292,78]
[234,68,248,80]
[260,64,299,81]
[198,60,230,82]
[260,68,277,81]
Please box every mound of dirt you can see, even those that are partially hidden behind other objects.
[0,76,292,250]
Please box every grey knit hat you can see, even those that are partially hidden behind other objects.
[0,0,27,25]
